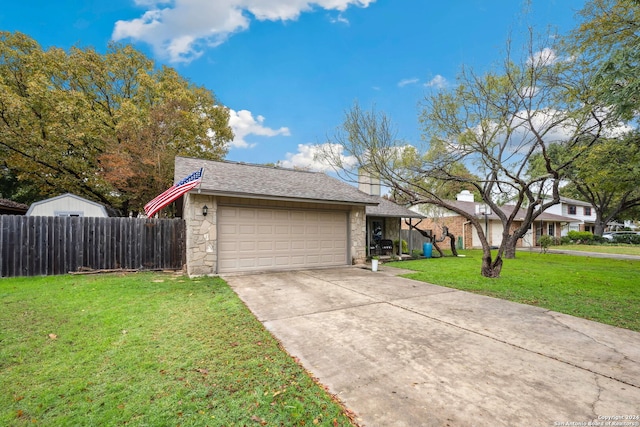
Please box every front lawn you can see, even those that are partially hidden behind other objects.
[0,273,355,426]
[388,250,640,332]
[548,244,640,256]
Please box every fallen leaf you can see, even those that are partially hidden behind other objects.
[48,334,57,340]
[251,415,267,425]
[196,368,208,375]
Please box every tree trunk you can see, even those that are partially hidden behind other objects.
[593,212,607,236]
[432,241,445,257]
[481,252,503,278]
[446,231,459,256]
[504,235,519,259]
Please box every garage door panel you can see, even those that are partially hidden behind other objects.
[291,240,305,250]
[240,241,257,251]
[257,210,273,220]
[290,255,305,265]
[257,241,273,250]
[218,206,348,273]
[239,210,256,219]
[239,224,255,234]
[257,225,273,234]
[258,257,274,267]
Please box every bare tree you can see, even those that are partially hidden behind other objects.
[319,36,609,278]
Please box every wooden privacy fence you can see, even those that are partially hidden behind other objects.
[0,216,186,277]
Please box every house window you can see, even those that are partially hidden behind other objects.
[548,223,555,237]
[568,205,577,215]
[584,206,591,216]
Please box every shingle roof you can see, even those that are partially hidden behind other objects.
[559,196,592,207]
[175,157,378,205]
[0,198,29,214]
[366,197,424,218]
[441,200,575,222]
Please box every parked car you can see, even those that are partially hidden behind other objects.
[602,231,640,241]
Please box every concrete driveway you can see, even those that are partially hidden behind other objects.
[224,266,640,427]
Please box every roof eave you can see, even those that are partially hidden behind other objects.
[194,189,379,206]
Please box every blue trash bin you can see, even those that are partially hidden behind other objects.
[423,242,433,258]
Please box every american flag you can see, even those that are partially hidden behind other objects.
[144,168,203,218]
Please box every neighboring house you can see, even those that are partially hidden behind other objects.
[0,198,29,215]
[544,196,596,235]
[409,190,574,249]
[358,174,424,256]
[26,193,109,217]
[176,157,380,276]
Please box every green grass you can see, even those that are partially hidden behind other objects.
[0,273,355,427]
[550,244,640,256]
[389,250,640,332]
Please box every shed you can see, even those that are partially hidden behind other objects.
[26,193,109,217]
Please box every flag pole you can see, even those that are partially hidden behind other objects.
[197,167,204,193]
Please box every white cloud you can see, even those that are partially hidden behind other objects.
[398,78,419,88]
[330,13,350,24]
[280,143,357,171]
[113,0,375,63]
[424,75,448,89]
[527,48,558,67]
[228,109,290,149]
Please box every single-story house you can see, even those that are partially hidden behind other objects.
[0,198,29,215]
[176,157,379,275]
[409,190,575,248]
[26,193,109,217]
[176,157,424,275]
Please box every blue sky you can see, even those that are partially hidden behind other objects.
[1,0,586,171]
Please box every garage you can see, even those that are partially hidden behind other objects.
[175,156,378,276]
[217,206,348,273]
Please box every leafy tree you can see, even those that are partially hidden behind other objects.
[564,0,640,120]
[555,134,640,235]
[0,32,233,215]
[320,37,609,278]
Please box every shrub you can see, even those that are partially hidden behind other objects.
[560,236,571,245]
[567,230,595,244]
[538,235,553,253]
[394,239,408,254]
[613,234,640,245]
[411,249,422,259]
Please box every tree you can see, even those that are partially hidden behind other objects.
[320,37,608,278]
[564,0,640,121]
[0,32,233,214]
[553,134,640,235]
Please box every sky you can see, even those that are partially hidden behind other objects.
[1,0,587,172]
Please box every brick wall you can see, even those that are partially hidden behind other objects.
[404,216,470,249]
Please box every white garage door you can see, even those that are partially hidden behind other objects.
[217,206,348,273]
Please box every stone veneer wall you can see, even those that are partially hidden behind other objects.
[350,206,367,264]
[184,193,217,276]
